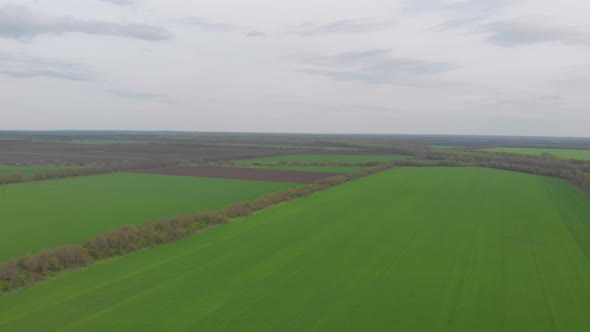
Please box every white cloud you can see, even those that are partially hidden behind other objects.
[176,16,242,32]
[0,5,172,41]
[297,49,455,85]
[0,53,95,81]
[289,19,392,36]
[99,0,135,6]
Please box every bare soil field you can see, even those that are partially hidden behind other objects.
[0,140,294,165]
[136,166,341,183]
[0,141,387,166]
[0,133,419,165]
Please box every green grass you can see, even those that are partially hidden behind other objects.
[71,139,144,145]
[33,139,144,145]
[2,167,590,331]
[429,145,461,149]
[484,147,590,161]
[0,165,76,178]
[242,165,365,173]
[0,173,297,261]
[236,154,406,164]
[206,143,358,151]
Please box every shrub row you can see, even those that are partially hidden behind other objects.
[0,173,26,185]
[0,161,178,185]
[0,163,395,295]
[425,151,590,194]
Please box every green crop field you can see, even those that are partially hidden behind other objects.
[70,140,145,145]
[429,145,461,149]
[33,139,144,145]
[0,165,76,178]
[243,165,365,173]
[2,167,590,331]
[206,143,358,151]
[484,147,590,161]
[0,173,297,261]
[236,154,406,164]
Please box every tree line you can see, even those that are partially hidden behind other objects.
[424,150,590,194]
[0,161,178,185]
[0,173,25,185]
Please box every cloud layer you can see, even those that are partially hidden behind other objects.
[1,0,589,136]
[414,0,590,47]
[0,5,172,41]
[105,89,178,104]
[177,17,242,32]
[99,0,135,6]
[0,53,94,81]
[479,19,590,47]
[299,50,454,85]
[290,19,391,36]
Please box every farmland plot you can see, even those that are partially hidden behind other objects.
[0,173,298,261]
[484,147,590,161]
[1,168,590,331]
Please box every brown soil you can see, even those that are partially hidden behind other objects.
[0,140,295,165]
[135,166,341,184]
[0,135,397,166]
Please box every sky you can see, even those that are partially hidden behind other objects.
[1,0,589,136]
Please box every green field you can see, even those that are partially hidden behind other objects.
[70,140,145,145]
[2,167,590,331]
[429,145,461,149]
[33,139,144,145]
[0,173,297,261]
[207,143,358,151]
[0,165,77,178]
[244,165,365,173]
[484,147,590,161]
[236,154,406,164]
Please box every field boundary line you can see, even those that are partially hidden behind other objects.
[445,252,470,332]
[526,217,557,332]
[500,217,506,332]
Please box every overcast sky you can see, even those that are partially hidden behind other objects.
[1,0,589,136]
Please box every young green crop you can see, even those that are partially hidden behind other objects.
[32,139,144,145]
[1,168,590,331]
[240,165,366,173]
[483,147,590,161]
[0,173,298,261]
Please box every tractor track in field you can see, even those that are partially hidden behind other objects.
[529,239,557,332]
[545,184,590,307]
[446,253,470,332]
[500,218,506,332]
[445,221,479,332]
[523,204,556,332]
